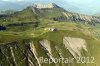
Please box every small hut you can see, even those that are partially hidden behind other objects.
[45,28,56,31]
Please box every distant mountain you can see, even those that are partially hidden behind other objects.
[0,3,100,26]
[0,1,33,11]
[31,4,100,25]
[0,10,16,15]
[0,1,98,15]
[94,13,100,17]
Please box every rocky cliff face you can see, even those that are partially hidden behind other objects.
[31,4,100,25]
[32,3,60,9]
[62,12,100,24]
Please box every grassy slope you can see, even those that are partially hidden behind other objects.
[30,30,100,66]
[0,6,100,66]
[0,7,37,22]
[0,22,100,66]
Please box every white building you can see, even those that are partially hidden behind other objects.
[45,28,56,31]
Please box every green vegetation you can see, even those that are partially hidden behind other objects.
[0,5,100,66]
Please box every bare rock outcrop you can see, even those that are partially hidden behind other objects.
[39,40,55,63]
[30,41,41,66]
[63,37,87,58]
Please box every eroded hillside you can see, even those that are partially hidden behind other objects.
[0,30,100,66]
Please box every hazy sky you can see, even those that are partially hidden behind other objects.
[0,0,100,15]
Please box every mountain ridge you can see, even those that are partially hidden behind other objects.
[0,3,100,26]
[0,1,99,15]
[0,3,100,66]
[30,4,100,25]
